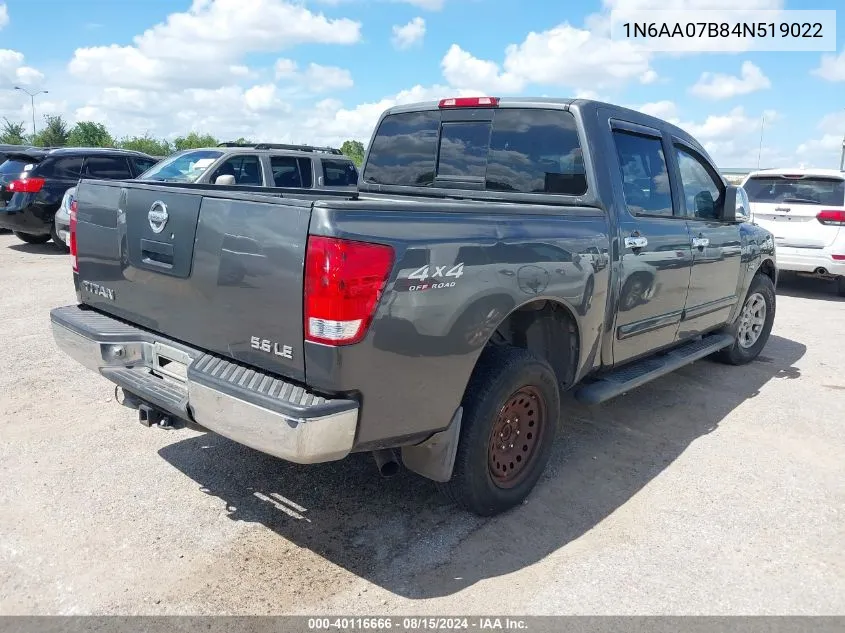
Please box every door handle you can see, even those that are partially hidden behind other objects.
[691,237,710,248]
[624,236,648,249]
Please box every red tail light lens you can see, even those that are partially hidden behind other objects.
[304,236,394,345]
[69,199,78,272]
[817,210,845,226]
[438,96,499,108]
[8,177,45,193]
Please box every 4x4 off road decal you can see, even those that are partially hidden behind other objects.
[405,263,464,292]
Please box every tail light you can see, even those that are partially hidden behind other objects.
[304,236,394,345]
[8,177,45,193]
[817,210,845,226]
[438,96,499,108]
[69,199,78,272]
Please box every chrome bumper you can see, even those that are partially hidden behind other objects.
[50,305,359,464]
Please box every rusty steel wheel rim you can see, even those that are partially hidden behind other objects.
[488,386,546,489]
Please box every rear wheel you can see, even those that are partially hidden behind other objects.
[13,231,50,245]
[714,273,776,365]
[438,345,560,516]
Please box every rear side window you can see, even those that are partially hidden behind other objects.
[321,159,358,186]
[271,156,313,188]
[363,108,587,196]
[743,176,845,206]
[612,130,673,217]
[84,156,133,179]
[38,157,84,179]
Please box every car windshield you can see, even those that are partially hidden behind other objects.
[136,149,223,183]
[744,176,845,206]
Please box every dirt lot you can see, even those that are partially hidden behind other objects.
[0,230,843,615]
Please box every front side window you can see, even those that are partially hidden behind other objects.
[675,146,723,220]
[210,155,263,185]
[133,157,158,174]
[612,130,673,217]
[137,149,223,183]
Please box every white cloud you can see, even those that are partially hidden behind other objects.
[689,61,770,100]
[273,59,353,92]
[68,0,361,90]
[392,17,425,50]
[639,69,658,84]
[0,4,8,30]
[680,106,753,140]
[396,0,444,10]
[637,100,678,121]
[812,49,845,82]
[796,111,845,168]
[0,49,44,87]
[441,45,524,93]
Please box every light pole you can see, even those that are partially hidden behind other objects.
[13,86,48,138]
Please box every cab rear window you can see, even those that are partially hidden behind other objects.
[744,176,845,206]
[363,108,587,196]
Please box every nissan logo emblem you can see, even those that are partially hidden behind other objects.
[148,201,169,234]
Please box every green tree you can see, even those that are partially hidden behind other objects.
[173,132,219,151]
[32,114,70,148]
[340,139,365,167]
[116,134,173,157]
[67,121,114,148]
[0,118,28,145]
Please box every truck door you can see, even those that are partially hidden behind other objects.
[669,139,743,337]
[604,118,694,365]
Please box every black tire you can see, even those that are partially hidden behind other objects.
[50,223,69,252]
[438,345,560,516]
[714,273,776,365]
[13,231,51,245]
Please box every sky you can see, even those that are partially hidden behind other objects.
[0,0,843,168]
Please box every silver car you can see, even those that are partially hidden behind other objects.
[53,185,76,249]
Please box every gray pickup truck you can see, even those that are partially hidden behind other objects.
[50,97,777,516]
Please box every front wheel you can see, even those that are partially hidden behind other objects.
[438,345,560,516]
[13,231,51,245]
[714,273,776,365]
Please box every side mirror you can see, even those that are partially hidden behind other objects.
[721,185,749,222]
[215,174,236,186]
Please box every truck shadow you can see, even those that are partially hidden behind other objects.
[158,334,804,600]
[7,242,68,255]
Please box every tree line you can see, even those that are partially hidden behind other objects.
[0,114,367,166]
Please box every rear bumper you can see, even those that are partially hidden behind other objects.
[50,305,359,464]
[776,246,845,276]
[0,202,52,235]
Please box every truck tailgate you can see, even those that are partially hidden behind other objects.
[74,180,311,381]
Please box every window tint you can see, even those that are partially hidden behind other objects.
[486,109,586,195]
[84,156,132,179]
[39,156,84,180]
[675,147,723,220]
[438,122,489,179]
[133,158,158,174]
[612,130,673,217]
[271,156,313,188]
[362,108,586,195]
[321,159,358,187]
[211,155,263,186]
[363,111,439,186]
[743,176,845,206]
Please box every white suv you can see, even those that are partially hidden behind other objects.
[742,168,845,296]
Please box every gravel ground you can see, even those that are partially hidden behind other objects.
[0,230,843,615]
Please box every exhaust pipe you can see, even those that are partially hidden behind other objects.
[372,449,400,477]
[815,267,828,275]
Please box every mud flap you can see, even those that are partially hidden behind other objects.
[401,407,463,483]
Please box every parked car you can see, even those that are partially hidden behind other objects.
[742,168,845,296]
[50,97,776,517]
[0,147,158,250]
[135,142,359,192]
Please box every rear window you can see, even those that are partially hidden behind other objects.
[363,108,587,196]
[0,160,28,176]
[321,159,358,187]
[137,149,223,183]
[744,176,845,206]
[37,156,84,180]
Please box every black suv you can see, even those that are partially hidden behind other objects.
[0,147,157,248]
